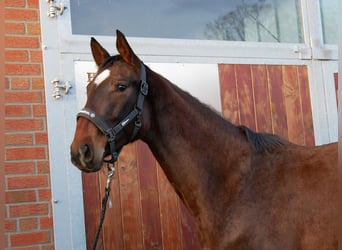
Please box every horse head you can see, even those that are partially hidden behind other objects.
[70,30,150,172]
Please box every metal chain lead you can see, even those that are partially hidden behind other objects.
[92,164,115,250]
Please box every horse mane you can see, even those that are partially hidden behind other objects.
[238,125,288,153]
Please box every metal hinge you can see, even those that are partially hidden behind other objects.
[47,0,66,18]
[52,79,72,100]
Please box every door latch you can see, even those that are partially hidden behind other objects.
[52,79,72,100]
[293,45,312,60]
[47,0,65,18]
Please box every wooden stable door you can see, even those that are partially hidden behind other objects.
[82,64,315,250]
[219,64,315,145]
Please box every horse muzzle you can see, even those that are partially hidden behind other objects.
[70,142,104,172]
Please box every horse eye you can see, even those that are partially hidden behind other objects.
[115,84,127,92]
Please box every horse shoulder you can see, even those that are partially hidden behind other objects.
[219,143,338,249]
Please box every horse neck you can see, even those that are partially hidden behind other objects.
[143,68,252,218]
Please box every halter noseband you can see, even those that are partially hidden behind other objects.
[77,62,148,164]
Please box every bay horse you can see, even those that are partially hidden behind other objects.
[70,30,338,249]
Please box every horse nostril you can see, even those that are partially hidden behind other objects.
[80,143,93,162]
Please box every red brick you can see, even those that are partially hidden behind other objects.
[5,91,42,103]
[7,175,47,189]
[29,50,42,62]
[27,0,39,8]
[10,231,50,246]
[37,161,50,173]
[9,77,31,89]
[5,162,36,174]
[9,247,40,250]
[40,216,53,229]
[38,189,51,201]
[5,63,41,75]
[5,36,39,49]
[27,23,41,35]
[6,190,37,203]
[5,8,38,21]
[4,0,25,7]
[33,104,46,117]
[5,50,28,62]
[5,133,33,145]
[32,77,44,89]
[19,218,38,231]
[9,203,49,217]
[35,132,48,144]
[5,104,31,116]
[5,22,25,34]
[5,219,17,231]
[41,245,55,250]
[5,119,44,131]
[6,147,46,161]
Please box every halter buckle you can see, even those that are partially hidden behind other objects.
[140,80,148,96]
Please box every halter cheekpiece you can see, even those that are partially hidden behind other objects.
[77,62,148,164]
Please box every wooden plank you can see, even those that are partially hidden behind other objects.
[136,141,163,249]
[118,143,144,249]
[157,163,182,250]
[100,162,124,250]
[266,65,289,139]
[282,65,305,145]
[235,64,257,130]
[179,201,201,250]
[251,65,272,133]
[297,65,315,146]
[82,173,100,250]
[218,64,240,124]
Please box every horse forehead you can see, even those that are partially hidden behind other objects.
[94,69,110,85]
[94,64,137,84]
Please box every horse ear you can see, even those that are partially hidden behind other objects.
[116,30,140,67]
[90,37,110,67]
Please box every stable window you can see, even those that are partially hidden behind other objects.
[70,0,303,43]
[320,0,337,44]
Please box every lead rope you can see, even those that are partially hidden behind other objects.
[92,164,115,250]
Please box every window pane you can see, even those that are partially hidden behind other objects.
[70,0,303,43]
[320,0,337,44]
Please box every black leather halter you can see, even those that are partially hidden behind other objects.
[77,63,148,164]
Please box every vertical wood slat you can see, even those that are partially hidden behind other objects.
[266,65,289,139]
[101,162,124,250]
[251,65,272,133]
[235,64,257,131]
[157,163,182,250]
[136,141,163,249]
[118,143,144,249]
[218,64,240,124]
[82,173,100,250]
[294,66,315,146]
[282,65,304,144]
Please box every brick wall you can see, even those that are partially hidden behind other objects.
[4,0,54,249]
